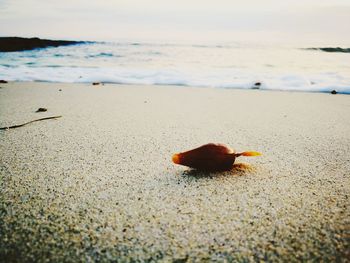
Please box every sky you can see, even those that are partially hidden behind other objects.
[0,0,350,44]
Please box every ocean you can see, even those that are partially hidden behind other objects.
[0,41,349,93]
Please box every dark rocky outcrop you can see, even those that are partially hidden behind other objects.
[305,47,350,53]
[0,37,86,52]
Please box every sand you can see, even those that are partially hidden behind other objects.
[0,82,349,262]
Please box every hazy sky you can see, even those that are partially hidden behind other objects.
[1,0,350,44]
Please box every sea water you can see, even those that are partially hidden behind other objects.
[0,41,349,93]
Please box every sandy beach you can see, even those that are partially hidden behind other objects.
[0,82,349,262]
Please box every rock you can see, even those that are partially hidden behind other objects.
[320,47,350,53]
[0,37,86,52]
[92,82,101,86]
[252,82,261,89]
[305,47,350,53]
[36,108,48,112]
[331,90,337,95]
[0,80,8,83]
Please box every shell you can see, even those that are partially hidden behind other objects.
[172,143,236,172]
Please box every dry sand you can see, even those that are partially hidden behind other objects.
[0,82,349,262]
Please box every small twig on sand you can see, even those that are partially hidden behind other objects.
[0,115,62,130]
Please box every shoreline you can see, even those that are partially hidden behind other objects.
[0,80,348,95]
[0,82,349,261]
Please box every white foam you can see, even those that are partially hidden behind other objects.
[0,42,349,93]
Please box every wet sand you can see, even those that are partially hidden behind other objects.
[0,82,349,262]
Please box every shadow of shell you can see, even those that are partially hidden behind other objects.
[180,163,256,178]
